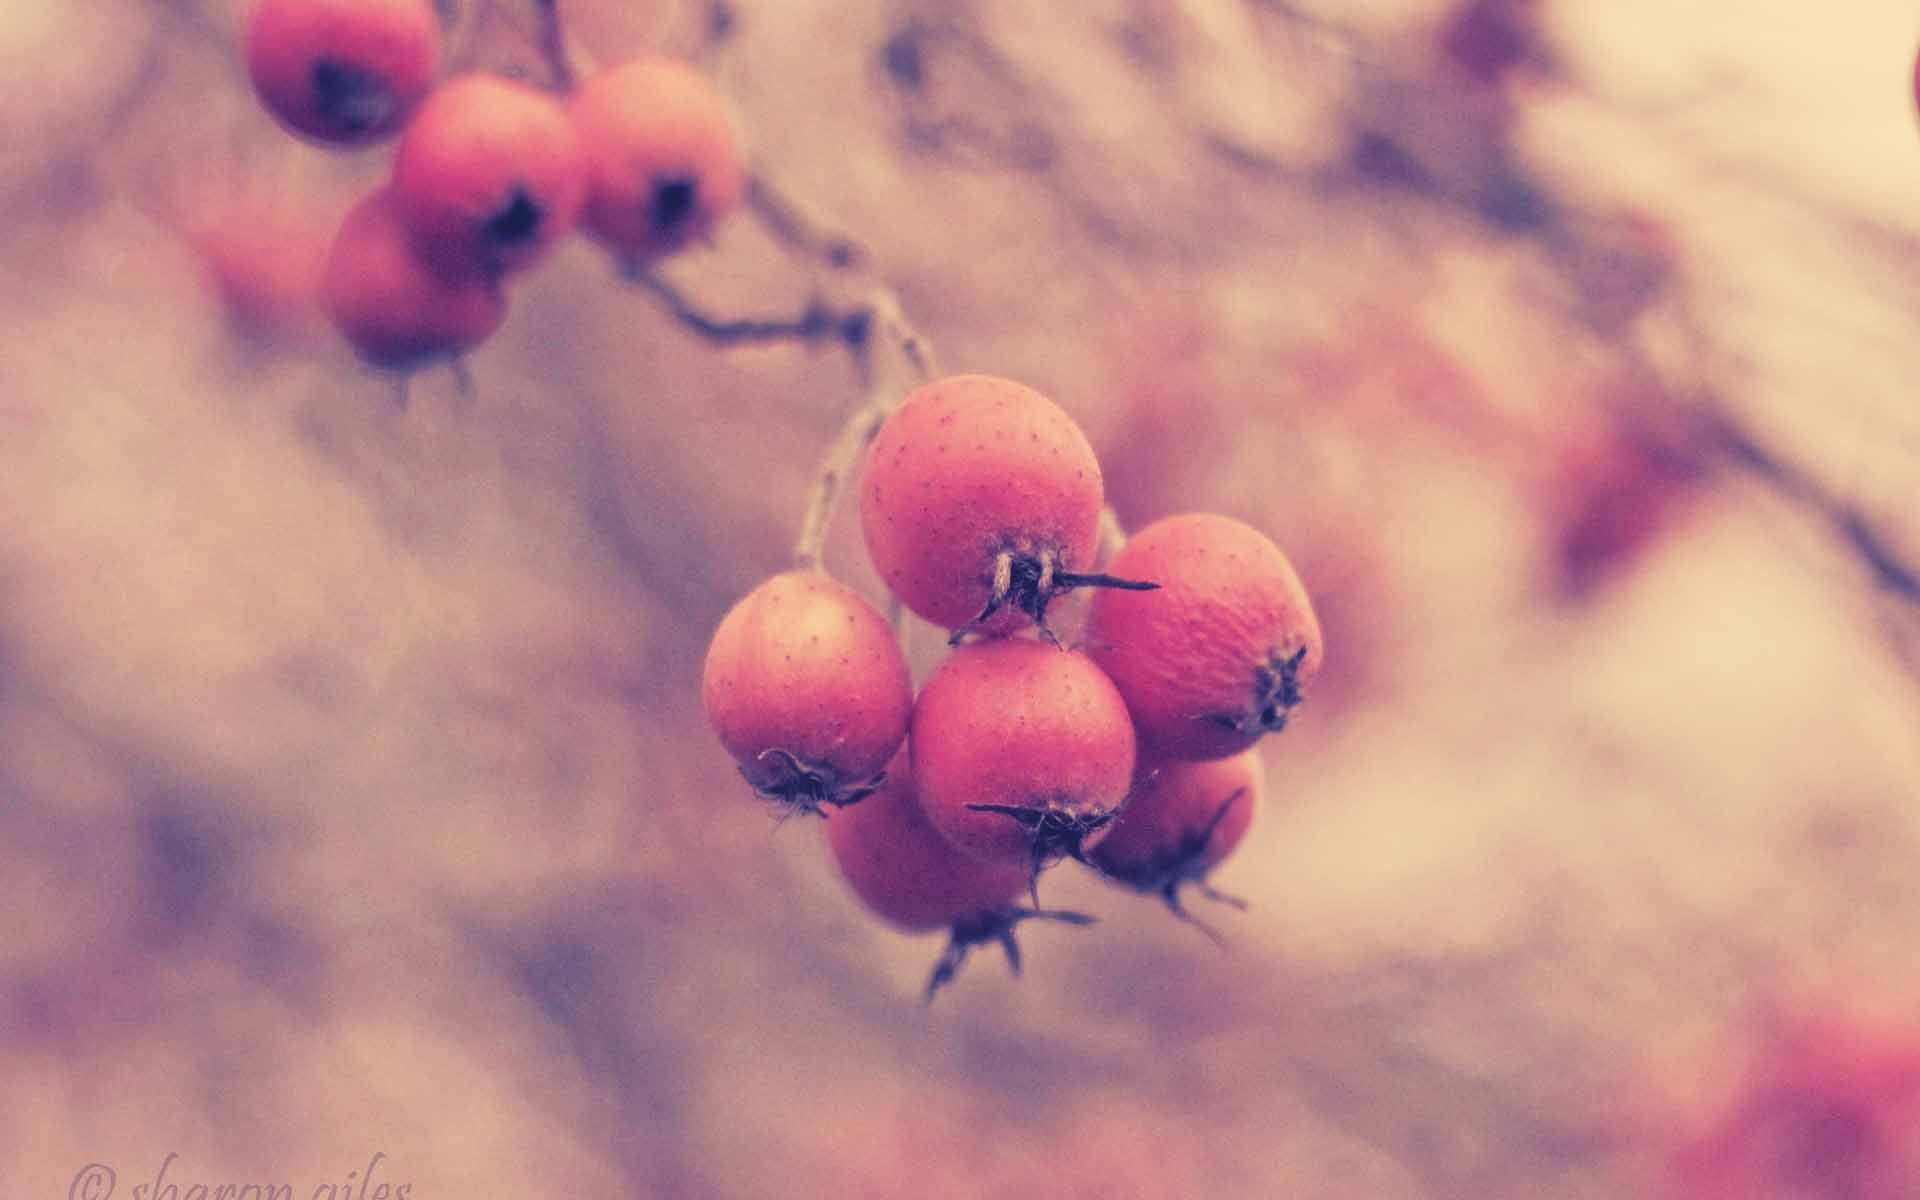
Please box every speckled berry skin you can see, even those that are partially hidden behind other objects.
[825,750,1028,931]
[1085,513,1322,761]
[701,571,913,807]
[392,73,587,277]
[859,374,1105,634]
[246,0,439,145]
[910,638,1135,866]
[570,57,746,259]
[1091,751,1261,891]
[321,187,506,369]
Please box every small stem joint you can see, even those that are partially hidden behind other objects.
[948,548,1159,646]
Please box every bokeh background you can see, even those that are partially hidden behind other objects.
[5,1,1920,1196]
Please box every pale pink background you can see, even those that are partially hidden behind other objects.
[3,1,1919,1196]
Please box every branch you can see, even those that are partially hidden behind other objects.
[529,0,578,90]
[627,268,855,346]
[1697,408,1919,604]
[744,173,869,271]
[791,289,936,568]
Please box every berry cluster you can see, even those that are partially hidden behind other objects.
[243,0,744,370]
[703,372,1324,996]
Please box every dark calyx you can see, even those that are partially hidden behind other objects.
[966,800,1120,905]
[1209,645,1309,737]
[1094,789,1249,944]
[310,58,392,134]
[948,547,1158,646]
[484,186,545,246]
[651,176,700,232]
[924,903,1094,1002]
[744,748,883,818]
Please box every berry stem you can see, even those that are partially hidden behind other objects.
[1097,505,1128,561]
[792,393,890,570]
[628,267,847,344]
[529,0,579,90]
[618,163,937,572]
[792,289,936,568]
[744,173,868,271]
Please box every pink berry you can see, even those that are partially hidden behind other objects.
[911,638,1135,873]
[246,0,439,145]
[1085,513,1322,761]
[701,571,912,814]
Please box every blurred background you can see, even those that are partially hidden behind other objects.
[4,1,1920,1196]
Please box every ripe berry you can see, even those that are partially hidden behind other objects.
[825,750,1088,999]
[1089,751,1261,935]
[701,570,912,814]
[320,187,507,370]
[910,638,1136,876]
[860,374,1153,640]
[392,73,588,277]
[1085,513,1322,761]
[569,57,746,259]
[246,0,439,145]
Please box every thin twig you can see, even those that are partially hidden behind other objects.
[1698,408,1919,604]
[629,268,851,346]
[791,397,889,570]
[1097,506,1128,562]
[791,289,936,569]
[744,173,869,271]
[529,0,577,90]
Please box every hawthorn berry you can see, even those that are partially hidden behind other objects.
[910,637,1135,877]
[1085,512,1322,761]
[825,750,1088,999]
[392,73,588,277]
[569,57,747,260]
[246,0,440,145]
[1089,751,1261,935]
[859,373,1153,641]
[320,187,507,370]
[701,570,912,814]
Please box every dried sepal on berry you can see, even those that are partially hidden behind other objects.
[859,373,1155,643]
[1086,512,1323,761]
[1089,751,1262,941]
[824,751,1092,1000]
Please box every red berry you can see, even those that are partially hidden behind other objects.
[570,57,746,259]
[246,0,439,145]
[910,638,1135,872]
[860,374,1135,639]
[1089,751,1261,929]
[825,751,1027,932]
[701,571,912,814]
[825,750,1092,999]
[1085,513,1322,761]
[392,73,587,277]
[320,187,507,370]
